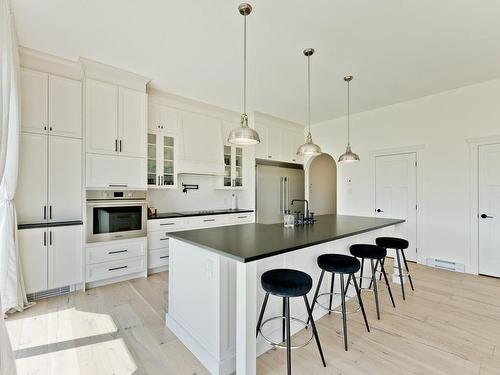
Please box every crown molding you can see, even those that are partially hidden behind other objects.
[19,46,82,80]
[80,57,150,92]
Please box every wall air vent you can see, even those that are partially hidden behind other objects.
[27,286,70,302]
[426,258,465,273]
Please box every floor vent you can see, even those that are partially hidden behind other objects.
[426,258,465,273]
[27,286,70,302]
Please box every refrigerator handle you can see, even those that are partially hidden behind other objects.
[279,177,284,214]
[284,177,289,212]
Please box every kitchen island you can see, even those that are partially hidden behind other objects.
[167,215,405,375]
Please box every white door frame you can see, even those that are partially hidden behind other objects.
[467,135,500,275]
[369,144,425,264]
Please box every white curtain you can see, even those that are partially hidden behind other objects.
[1,0,28,317]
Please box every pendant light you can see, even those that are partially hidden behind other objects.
[228,3,260,145]
[296,48,322,156]
[338,75,360,162]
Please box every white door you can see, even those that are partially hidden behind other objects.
[375,153,417,261]
[18,228,48,294]
[16,133,48,224]
[85,79,118,155]
[118,87,146,157]
[48,136,82,222]
[478,143,500,277]
[21,68,48,134]
[48,75,82,138]
[48,225,83,288]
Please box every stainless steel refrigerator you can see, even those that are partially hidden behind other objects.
[256,163,305,224]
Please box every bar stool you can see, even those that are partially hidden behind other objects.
[256,269,326,375]
[310,254,370,351]
[376,237,415,300]
[347,244,396,320]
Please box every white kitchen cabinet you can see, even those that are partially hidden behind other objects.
[48,225,83,289]
[16,132,48,224]
[86,153,146,189]
[149,103,179,133]
[48,136,82,222]
[281,131,303,164]
[254,123,269,160]
[221,144,244,189]
[20,68,48,135]
[18,227,48,294]
[268,126,283,160]
[48,75,82,138]
[119,87,147,157]
[86,79,146,158]
[147,132,177,188]
[85,79,118,155]
[253,120,304,164]
[178,110,223,175]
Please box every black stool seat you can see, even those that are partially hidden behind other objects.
[376,237,409,249]
[317,254,360,274]
[350,244,386,260]
[261,269,312,297]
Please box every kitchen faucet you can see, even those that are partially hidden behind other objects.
[291,199,310,219]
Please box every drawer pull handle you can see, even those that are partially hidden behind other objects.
[159,256,169,259]
[109,265,128,271]
[237,216,248,219]
[109,250,128,255]
[160,238,169,241]
[160,223,175,226]
[204,219,216,222]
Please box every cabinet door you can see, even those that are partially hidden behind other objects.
[234,146,244,187]
[48,136,82,222]
[48,225,83,289]
[161,135,176,187]
[49,75,82,138]
[21,68,48,134]
[16,133,48,224]
[282,130,302,164]
[118,88,146,158]
[267,126,283,160]
[149,103,179,133]
[86,153,146,189]
[254,123,268,160]
[223,145,232,187]
[147,133,160,187]
[294,133,304,164]
[85,79,118,155]
[18,228,48,294]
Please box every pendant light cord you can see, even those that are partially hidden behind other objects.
[307,54,311,133]
[347,79,350,146]
[243,14,247,117]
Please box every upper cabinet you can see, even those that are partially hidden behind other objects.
[21,68,82,138]
[85,79,146,158]
[148,103,179,133]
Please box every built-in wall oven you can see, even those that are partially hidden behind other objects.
[86,190,147,243]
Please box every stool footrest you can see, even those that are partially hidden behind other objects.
[315,291,361,315]
[258,316,314,350]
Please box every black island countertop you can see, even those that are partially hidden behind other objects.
[148,208,254,220]
[168,214,405,263]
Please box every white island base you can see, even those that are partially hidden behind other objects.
[166,224,401,375]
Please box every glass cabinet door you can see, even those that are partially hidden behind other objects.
[234,147,243,187]
[147,133,158,186]
[162,135,175,186]
[224,145,232,187]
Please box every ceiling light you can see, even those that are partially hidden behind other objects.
[339,75,360,162]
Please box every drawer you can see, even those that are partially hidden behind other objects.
[149,248,169,269]
[187,215,228,228]
[86,256,146,282]
[86,239,146,265]
[226,213,254,224]
[148,230,170,250]
[147,218,187,232]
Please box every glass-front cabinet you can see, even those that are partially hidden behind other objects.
[147,132,177,189]
[221,144,244,189]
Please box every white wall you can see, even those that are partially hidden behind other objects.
[312,78,500,273]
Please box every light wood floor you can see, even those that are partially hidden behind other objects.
[5,261,500,374]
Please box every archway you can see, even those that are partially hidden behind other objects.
[306,153,337,215]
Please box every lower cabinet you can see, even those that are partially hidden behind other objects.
[19,225,83,295]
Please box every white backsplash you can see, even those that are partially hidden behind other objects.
[147,174,253,213]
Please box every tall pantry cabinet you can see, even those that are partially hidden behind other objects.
[16,67,83,297]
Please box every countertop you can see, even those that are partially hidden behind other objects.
[168,214,405,263]
[148,208,254,220]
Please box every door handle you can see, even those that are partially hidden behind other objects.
[49,205,52,220]
[49,231,52,246]
[376,209,384,213]
[284,177,289,212]
[279,177,284,214]
[480,214,494,219]
[115,139,118,152]
[119,140,122,152]
[43,231,46,246]
[43,205,47,220]
[158,176,160,186]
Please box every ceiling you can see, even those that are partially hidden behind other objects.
[11,0,500,124]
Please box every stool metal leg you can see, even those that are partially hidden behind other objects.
[368,259,378,290]
[303,295,327,367]
[395,249,406,300]
[343,273,351,298]
[285,297,292,375]
[380,260,396,308]
[339,273,348,351]
[352,275,370,332]
[359,258,365,289]
[282,298,286,342]
[256,292,270,338]
[308,270,325,326]
[370,259,381,320]
[401,250,415,291]
[328,272,335,314]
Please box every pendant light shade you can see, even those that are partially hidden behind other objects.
[228,3,260,146]
[339,75,360,162]
[296,48,321,156]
